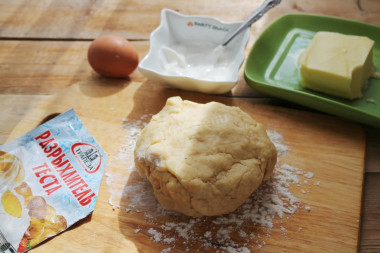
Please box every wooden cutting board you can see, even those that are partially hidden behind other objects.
[7,78,366,253]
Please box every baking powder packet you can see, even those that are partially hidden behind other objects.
[0,109,107,252]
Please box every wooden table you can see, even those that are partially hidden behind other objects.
[0,0,379,252]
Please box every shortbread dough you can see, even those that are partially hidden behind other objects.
[134,97,277,217]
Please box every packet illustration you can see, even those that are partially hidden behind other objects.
[0,109,107,252]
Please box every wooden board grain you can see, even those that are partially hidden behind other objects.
[360,173,380,252]
[1,0,379,40]
[0,94,49,143]
[0,40,260,97]
[0,41,148,95]
[6,79,366,252]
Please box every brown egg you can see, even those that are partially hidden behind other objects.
[87,35,139,78]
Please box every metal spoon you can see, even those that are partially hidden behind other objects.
[222,0,281,46]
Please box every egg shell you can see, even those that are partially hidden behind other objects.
[87,35,139,78]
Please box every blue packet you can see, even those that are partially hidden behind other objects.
[0,109,107,252]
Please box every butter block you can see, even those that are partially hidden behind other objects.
[299,31,375,99]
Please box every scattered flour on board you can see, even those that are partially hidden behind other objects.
[106,115,319,252]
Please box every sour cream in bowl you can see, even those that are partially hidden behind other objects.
[138,9,250,94]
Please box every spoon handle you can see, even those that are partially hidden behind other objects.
[222,0,281,46]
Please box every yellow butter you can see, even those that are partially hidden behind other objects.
[299,31,375,99]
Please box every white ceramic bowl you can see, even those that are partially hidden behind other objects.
[138,9,250,94]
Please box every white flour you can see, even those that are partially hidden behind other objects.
[106,116,318,252]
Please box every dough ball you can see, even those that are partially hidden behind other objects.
[134,97,277,217]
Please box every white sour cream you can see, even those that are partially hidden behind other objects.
[159,41,234,81]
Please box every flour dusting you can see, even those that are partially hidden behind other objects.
[106,116,318,252]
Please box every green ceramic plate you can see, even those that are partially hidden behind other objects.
[244,14,380,128]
